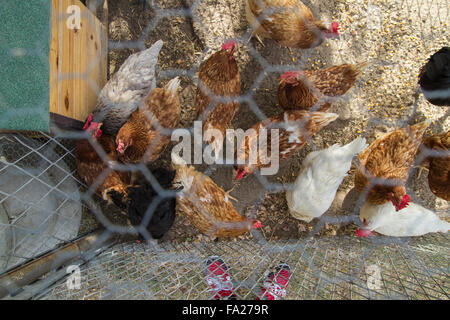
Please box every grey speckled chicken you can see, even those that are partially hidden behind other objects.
[92,40,163,135]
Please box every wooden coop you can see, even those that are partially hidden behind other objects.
[0,0,108,132]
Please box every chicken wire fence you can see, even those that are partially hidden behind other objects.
[37,234,449,300]
[0,0,449,300]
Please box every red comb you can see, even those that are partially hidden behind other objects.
[280,71,301,84]
[253,221,263,229]
[222,40,236,51]
[280,71,301,79]
[116,141,125,154]
[94,127,103,139]
[356,228,374,238]
[395,194,411,212]
[83,113,93,130]
[331,22,339,34]
[235,168,247,180]
[356,219,374,237]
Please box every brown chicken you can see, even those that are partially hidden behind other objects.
[421,130,450,200]
[172,153,262,238]
[75,114,131,207]
[235,111,339,179]
[354,120,431,211]
[115,77,181,164]
[195,40,241,154]
[278,63,366,111]
[246,0,339,48]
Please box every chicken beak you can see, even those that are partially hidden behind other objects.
[173,185,184,192]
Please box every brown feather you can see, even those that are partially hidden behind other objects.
[116,80,181,164]
[236,111,338,174]
[422,130,450,200]
[278,63,366,111]
[354,121,430,204]
[174,165,256,238]
[75,135,131,202]
[196,49,241,146]
[247,0,330,48]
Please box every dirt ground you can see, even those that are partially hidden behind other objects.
[85,0,449,244]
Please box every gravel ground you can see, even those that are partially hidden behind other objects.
[89,0,448,243]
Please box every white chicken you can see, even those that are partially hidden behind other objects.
[357,201,450,237]
[92,40,164,135]
[286,137,368,222]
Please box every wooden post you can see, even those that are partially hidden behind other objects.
[49,0,108,130]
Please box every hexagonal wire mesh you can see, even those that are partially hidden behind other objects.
[0,132,88,272]
[0,0,449,300]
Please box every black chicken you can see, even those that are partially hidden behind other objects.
[418,47,450,106]
[126,168,178,239]
[131,0,148,11]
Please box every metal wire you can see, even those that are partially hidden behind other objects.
[0,0,449,300]
[32,234,448,300]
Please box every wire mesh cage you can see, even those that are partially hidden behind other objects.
[38,234,449,300]
[0,132,89,272]
[0,0,449,300]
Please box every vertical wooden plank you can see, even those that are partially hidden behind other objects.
[86,3,97,118]
[73,0,86,121]
[57,0,63,116]
[101,0,108,86]
[58,0,72,119]
[86,4,107,116]
[49,0,107,124]
[49,0,59,118]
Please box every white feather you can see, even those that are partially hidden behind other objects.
[286,137,368,222]
[200,197,211,203]
[166,77,181,98]
[360,201,450,237]
[92,40,164,135]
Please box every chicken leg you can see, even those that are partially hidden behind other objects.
[415,165,429,179]
[224,184,238,202]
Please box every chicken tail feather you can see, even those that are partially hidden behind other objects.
[309,112,339,128]
[344,62,367,79]
[342,137,369,156]
[408,120,431,142]
[165,76,181,98]
[354,61,368,72]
